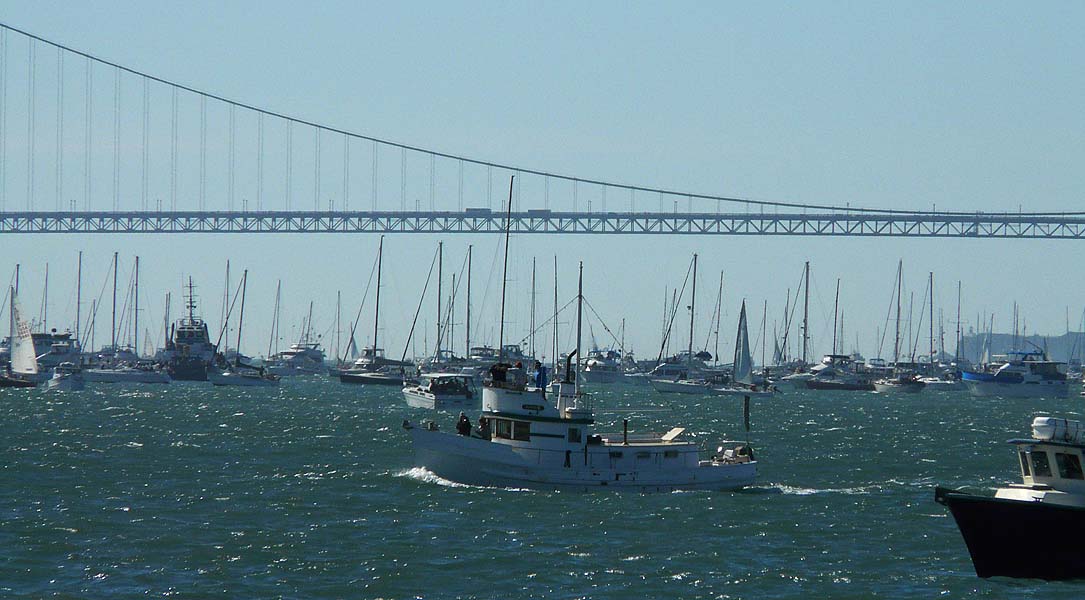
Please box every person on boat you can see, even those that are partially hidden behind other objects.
[456,412,471,436]
[475,417,491,440]
[533,361,547,389]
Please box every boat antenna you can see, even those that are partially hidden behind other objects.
[498,176,514,363]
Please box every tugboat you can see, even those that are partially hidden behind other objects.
[936,416,1085,579]
[162,278,215,381]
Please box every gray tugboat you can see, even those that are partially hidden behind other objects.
[162,278,215,381]
[936,416,1085,579]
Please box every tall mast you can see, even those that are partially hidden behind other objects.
[235,270,248,366]
[450,274,456,357]
[75,251,82,351]
[928,272,935,364]
[436,241,442,360]
[688,254,697,370]
[714,271,723,366]
[802,261,810,365]
[373,235,384,351]
[466,245,472,358]
[111,251,118,350]
[42,263,48,332]
[761,300,768,369]
[832,278,840,354]
[267,280,280,358]
[893,259,902,366]
[134,256,140,355]
[530,258,537,359]
[955,281,962,363]
[305,301,314,346]
[336,290,341,362]
[575,261,584,396]
[552,256,558,373]
[497,176,514,362]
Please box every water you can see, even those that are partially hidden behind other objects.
[2,380,1082,598]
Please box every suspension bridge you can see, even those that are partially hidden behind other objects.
[0,22,1081,239]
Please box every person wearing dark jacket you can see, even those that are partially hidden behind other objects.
[456,412,472,436]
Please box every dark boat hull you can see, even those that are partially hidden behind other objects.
[0,374,39,388]
[339,371,404,386]
[167,359,209,382]
[935,486,1085,579]
[805,380,874,391]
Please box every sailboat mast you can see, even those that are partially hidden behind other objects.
[530,258,537,359]
[436,241,442,360]
[575,261,583,396]
[336,290,341,363]
[714,271,723,366]
[134,256,140,356]
[497,177,514,362]
[955,281,962,364]
[235,270,248,366]
[688,254,697,370]
[832,278,840,355]
[373,235,384,351]
[466,245,472,358]
[76,251,82,351]
[929,272,935,364]
[42,263,48,332]
[268,280,280,358]
[761,300,768,369]
[802,261,810,365]
[893,260,902,366]
[552,256,558,374]
[111,251,118,350]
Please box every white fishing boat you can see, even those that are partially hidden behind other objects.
[714,300,777,398]
[0,286,40,388]
[47,361,85,391]
[402,373,478,410]
[84,364,171,384]
[405,235,757,492]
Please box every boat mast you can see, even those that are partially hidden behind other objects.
[688,253,697,372]
[893,260,902,367]
[466,245,472,359]
[955,281,962,364]
[134,256,140,356]
[761,299,768,369]
[802,261,810,365]
[552,256,558,374]
[235,270,248,367]
[575,261,584,396]
[832,278,840,355]
[436,240,442,361]
[497,177,514,362]
[928,272,935,365]
[75,251,82,353]
[373,235,384,352]
[305,301,314,346]
[530,258,537,360]
[267,280,280,358]
[713,271,723,366]
[336,290,341,363]
[111,251,118,351]
[42,263,48,332]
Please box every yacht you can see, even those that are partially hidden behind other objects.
[402,373,477,410]
[339,348,414,385]
[84,363,171,384]
[47,361,85,391]
[208,366,280,387]
[266,341,326,376]
[792,354,875,391]
[961,351,1069,398]
[581,349,623,385]
[873,372,926,394]
[936,416,1085,579]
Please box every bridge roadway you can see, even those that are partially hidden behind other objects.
[1,209,1083,238]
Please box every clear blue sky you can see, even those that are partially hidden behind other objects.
[0,2,1082,362]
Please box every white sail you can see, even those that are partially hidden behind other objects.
[732,300,753,385]
[10,288,39,375]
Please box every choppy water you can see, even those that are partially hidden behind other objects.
[2,379,1083,598]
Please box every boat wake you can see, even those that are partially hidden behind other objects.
[397,466,472,488]
[770,484,877,496]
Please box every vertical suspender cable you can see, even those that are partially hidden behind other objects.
[27,38,35,210]
[170,87,177,211]
[457,159,463,211]
[141,77,148,210]
[84,57,90,211]
[228,104,235,210]
[342,133,348,211]
[371,140,377,210]
[199,95,206,210]
[314,127,320,210]
[429,154,435,211]
[0,29,6,211]
[112,68,119,211]
[400,147,406,210]
[285,121,292,210]
[256,113,263,211]
[56,49,63,211]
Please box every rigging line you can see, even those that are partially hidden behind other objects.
[342,247,380,364]
[877,263,898,359]
[1,21,1065,218]
[655,256,695,366]
[400,246,440,363]
[432,250,471,354]
[582,297,625,350]
[516,296,578,348]
[213,274,246,351]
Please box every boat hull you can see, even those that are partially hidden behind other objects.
[408,426,756,492]
[0,374,38,388]
[713,386,775,398]
[339,371,405,386]
[167,359,208,382]
[805,379,874,391]
[962,379,1069,398]
[402,388,477,410]
[936,486,1085,579]
[47,375,85,391]
[208,371,279,387]
[873,382,925,394]
[649,378,715,395]
[84,369,171,384]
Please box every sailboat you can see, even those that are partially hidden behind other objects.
[0,286,41,388]
[404,178,757,491]
[648,254,722,395]
[715,300,776,397]
[208,270,280,387]
[874,264,926,394]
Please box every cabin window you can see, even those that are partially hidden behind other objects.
[568,428,581,443]
[1019,452,1031,476]
[1056,453,1084,480]
[664,450,679,459]
[513,421,531,441]
[1031,451,1053,477]
[495,419,512,440]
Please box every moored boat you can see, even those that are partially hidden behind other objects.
[47,361,86,391]
[402,373,477,410]
[961,351,1069,398]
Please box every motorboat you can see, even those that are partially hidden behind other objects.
[581,349,623,385]
[208,367,280,387]
[84,364,171,384]
[936,416,1085,579]
[791,355,874,391]
[402,373,477,410]
[47,361,86,391]
[961,351,1069,398]
[873,372,926,394]
[405,255,757,491]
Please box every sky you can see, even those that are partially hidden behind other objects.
[0,2,1082,363]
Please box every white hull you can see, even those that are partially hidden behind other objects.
[403,388,478,410]
[581,370,621,385]
[873,382,925,394]
[780,373,814,389]
[408,427,756,492]
[649,378,717,395]
[713,386,775,398]
[84,368,171,384]
[47,374,85,391]
[208,371,279,387]
[964,380,1069,398]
